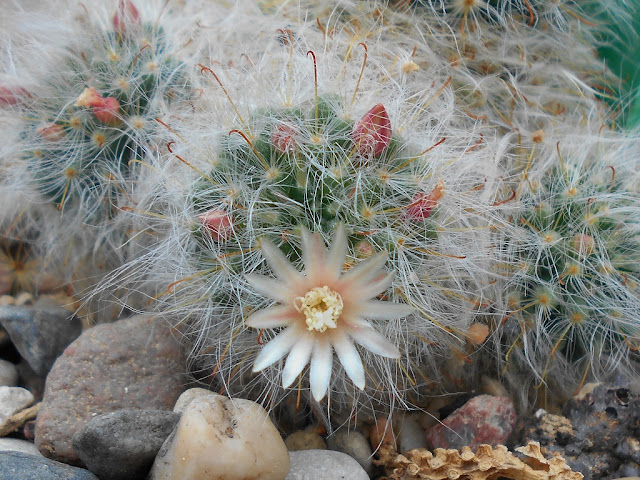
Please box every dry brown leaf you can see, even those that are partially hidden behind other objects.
[375,441,582,480]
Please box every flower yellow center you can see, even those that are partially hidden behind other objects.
[294,286,344,333]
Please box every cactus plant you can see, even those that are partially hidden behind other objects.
[497,139,640,400]
[116,25,500,415]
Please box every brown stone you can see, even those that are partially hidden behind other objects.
[35,315,186,466]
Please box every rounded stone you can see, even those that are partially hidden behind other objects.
[285,450,369,480]
[397,414,427,453]
[0,451,99,479]
[35,314,187,466]
[72,409,181,480]
[285,431,327,451]
[173,387,216,413]
[0,305,82,376]
[150,393,290,480]
[0,386,35,424]
[0,359,19,387]
[0,438,42,456]
[327,430,373,475]
[426,394,517,450]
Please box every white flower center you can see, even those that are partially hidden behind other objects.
[294,286,344,333]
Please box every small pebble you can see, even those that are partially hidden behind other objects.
[0,305,82,376]
[426,394,516,450]
[0,359,19,387]
[0,450,98,479]
[397,413,427,453]
[72,409,181,480]
[0,438,42,456]
[286,450,369,480]
[0,296,14,306]
[327,430,373,475]
[0,386,35,424]
[150,393,290,480]
[285,431,327,451]
[14,292,34,306]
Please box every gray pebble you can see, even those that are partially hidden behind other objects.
[0,438,41,456]
[326,430,373,475]
[0,305,81,376]
[0,359,18,387]
[397,413,427,453]
[72,409,180,480]
[0,451,98,479]
[0,386,35,423]
[286,449,369,480]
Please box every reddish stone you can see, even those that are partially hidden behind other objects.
[425,395,516,450]
[35,315,186,466]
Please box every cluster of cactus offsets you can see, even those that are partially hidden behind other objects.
[18,3,189,220]
[0,0,194,304]
[492,136,640,403]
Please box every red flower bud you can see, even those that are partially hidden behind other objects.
[0,86,29,107]
[198,210,233,242]
[272,123,298,153]
[352,104,392,157]
[406,179,445,220]
[93,97,122,125]
[112,0,141,35]
[37,124,66,142]
[75,87,104,108]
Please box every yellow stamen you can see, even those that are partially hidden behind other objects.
[294,286,343,333]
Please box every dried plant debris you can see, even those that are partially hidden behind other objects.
[376,441,583,480]
[523,383,640,480]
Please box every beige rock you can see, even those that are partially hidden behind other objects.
[151,394,290,480]
[285,431,327,451]
[172,388,216,413]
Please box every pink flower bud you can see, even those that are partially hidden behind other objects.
[198,210,233,242]
[272,123,298,153]
[93,97,122,125]
[355,240,375,258]
[351,104,392,157]
[406,179,445,220]
[571,233,596,256]
[112,0,141,35]
[75,87,104,108]
[37,124,66,142]
[0,86,29,107]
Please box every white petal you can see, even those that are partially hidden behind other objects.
[261,238,302,284]
[310,339,333,402]
[347,320,400,358]
[282,334,314,388]
[340,251,388,286]
[245,274,291,303]
[326,224,347,279]
[348,272,395,301]
[355,301,414,320]
[252,325,301,372]
[301,227,327,280]
[331,330,365,390]
[246,305,297,329]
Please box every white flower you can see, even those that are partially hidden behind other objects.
[245,225,413,402]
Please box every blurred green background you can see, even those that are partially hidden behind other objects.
[595,2,640,128]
